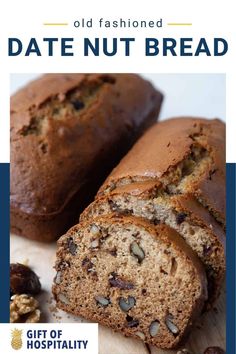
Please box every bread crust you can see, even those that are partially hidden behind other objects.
[11,74,163,241]
[98,117,226,226]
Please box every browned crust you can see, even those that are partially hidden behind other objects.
[11,74,87,113]
[52,215,208,349]
[97,117,225,224]
[11,74,163,241]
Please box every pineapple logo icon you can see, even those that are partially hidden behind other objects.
[11,328,23,350]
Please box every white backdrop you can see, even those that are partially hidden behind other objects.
[10,73,225,122]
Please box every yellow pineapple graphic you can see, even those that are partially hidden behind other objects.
[11,328,23,350]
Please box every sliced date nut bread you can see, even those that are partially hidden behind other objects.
[11,74,163,242]
[53,216,207,349]
[81,117,226,303]
[81,181,225,303]
[97,117,226,228]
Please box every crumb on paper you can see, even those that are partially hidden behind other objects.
[21,258,29,266]
[49,304,58,313]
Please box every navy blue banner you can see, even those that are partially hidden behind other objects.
[0,163,10,323]
[226,163,236,354]
[0,161,235,351]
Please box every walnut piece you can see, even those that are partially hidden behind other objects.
[26,309,41,323]
[10,294,41,323]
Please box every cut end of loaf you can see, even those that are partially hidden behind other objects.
[97,118,226,228]
[53,216,207,349]
[81,187,225,303]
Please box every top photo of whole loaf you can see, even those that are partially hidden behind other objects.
[10,74,226,353]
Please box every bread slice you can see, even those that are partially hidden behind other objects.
[53,216,207,349]
[97,118,225,228]
[81,181,225,304]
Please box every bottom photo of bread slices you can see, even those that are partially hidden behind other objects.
[10,73,226,354]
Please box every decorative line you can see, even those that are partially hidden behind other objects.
[43,23,68,26]
[167,23,192,26]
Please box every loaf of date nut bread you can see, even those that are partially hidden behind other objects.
[81,117,226,303]
[10,74,163,242]
[53,216,207,349]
